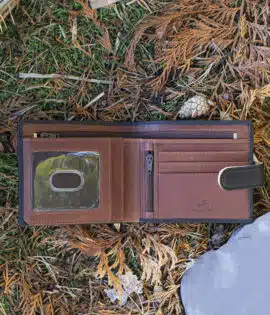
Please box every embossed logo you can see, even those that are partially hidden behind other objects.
[192,200,212,212]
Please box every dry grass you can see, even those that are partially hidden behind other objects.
[125,0,270,109]
[0,207,209,314]
[0,0,20,31]
[0,0,269,314]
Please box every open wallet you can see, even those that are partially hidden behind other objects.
[18,120,264,226]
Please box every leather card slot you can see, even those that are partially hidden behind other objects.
[157,142,249,153]
[158,161,249,173]
[159,151,249,163]
[157,173,250,219]
[153,139,249,145]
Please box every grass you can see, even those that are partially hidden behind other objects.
[0,0,149,103]
[0,153,18,207]
[0,0,269,314]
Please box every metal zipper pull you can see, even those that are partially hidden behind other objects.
[145,151,154,212]
[146,152,154,175]
[34,132,60,138]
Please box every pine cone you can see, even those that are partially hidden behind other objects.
[178,95,210,118]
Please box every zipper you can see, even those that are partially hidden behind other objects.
[145,151,154,212]
[33,131,238,139]
[38,132,60,138]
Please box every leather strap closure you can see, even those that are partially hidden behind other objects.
[218,163,264,190]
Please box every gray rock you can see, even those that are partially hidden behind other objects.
[181,213,270,315]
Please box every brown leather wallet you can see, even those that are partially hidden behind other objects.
[18,120,264,226]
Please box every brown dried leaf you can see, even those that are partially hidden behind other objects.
[98,28,113,53]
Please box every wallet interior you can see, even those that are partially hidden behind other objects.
[18,121,253,225]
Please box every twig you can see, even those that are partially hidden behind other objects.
[88,279,93,313]
[0,0,19,30]
[11,104,37,120]
[44,99,66,104]
[148,104,173,117]
[18,73,111,85]
[68,92,105,121]
[71,16,77,45]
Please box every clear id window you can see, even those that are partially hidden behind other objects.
[33,151,100,210]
